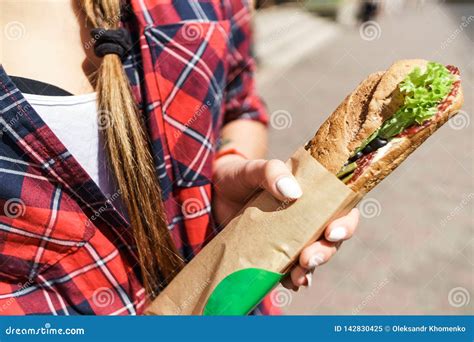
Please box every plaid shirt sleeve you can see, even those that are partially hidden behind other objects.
[222,1,268,126]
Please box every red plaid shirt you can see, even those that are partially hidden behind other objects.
[0,0,278,315]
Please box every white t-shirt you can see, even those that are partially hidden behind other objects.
[24,92,125,215]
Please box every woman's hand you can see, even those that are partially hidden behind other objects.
[212,154,360,290]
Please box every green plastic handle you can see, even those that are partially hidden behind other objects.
[203,268,284,316]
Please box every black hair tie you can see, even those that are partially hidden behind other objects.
[91,28,132,61]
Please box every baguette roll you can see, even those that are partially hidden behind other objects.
[307,71,384,174]
[307,59,464,195]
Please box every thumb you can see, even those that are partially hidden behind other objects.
[241,159,303,201]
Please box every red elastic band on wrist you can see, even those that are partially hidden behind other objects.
[215,148,248,161]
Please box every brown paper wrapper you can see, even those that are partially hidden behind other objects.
[146,147,361,315]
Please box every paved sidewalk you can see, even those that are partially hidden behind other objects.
[255,1,473,315]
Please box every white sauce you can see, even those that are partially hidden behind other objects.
[371,138,403,164]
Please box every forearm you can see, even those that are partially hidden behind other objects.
[219,119,268,160]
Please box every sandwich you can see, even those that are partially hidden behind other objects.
[146,59,464,316]
[306,59,464,194]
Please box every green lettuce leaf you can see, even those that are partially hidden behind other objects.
[378,62,454,139]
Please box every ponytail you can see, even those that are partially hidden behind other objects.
[82,0,183,297]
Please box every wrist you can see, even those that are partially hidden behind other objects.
[213,148,248,174]
[215,148,248,161]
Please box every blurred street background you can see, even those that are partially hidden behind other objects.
[252,0,473,314]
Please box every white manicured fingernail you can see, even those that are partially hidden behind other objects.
[308,253,325,269]
[276,177,302,199]
[327,226,347,242]
[305,272,312,287]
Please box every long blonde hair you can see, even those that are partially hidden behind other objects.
[81,0,183,297]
